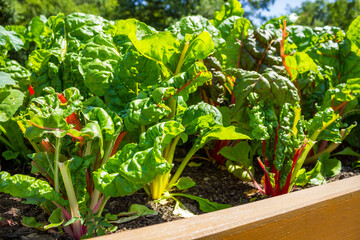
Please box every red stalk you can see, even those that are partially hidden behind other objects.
[110,131,127,157]
[41,139,55,153]
[211,140,228,165]
[257,157,275,196]
[92,195,104,213]
[281,142,307,194]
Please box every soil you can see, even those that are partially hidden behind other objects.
[0,147,359,240]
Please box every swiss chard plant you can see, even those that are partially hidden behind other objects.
[112,19,251,210]
[210,6,359,194]
[0,88,170,239]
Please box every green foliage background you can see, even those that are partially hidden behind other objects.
[2,0,359,31]
[291,0,360,30]
[1,0,276,29]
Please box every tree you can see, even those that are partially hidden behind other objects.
[0,0,118,26]
[0,0,276,29]
[291,0,360,30]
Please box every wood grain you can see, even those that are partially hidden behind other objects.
[94,175,360,240]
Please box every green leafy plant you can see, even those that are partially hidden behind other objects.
[0,87,170,239]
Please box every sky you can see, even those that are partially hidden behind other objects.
[244,0,312,25]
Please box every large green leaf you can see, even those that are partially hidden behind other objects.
[219,141,252,169]
[0,89,24,122]
[124,97,171,132]
[168,16,223,48]
[139,121,185,150]
[93,144,171,197]
[231,69,299,130]
[93,121,184,197]
[211,0,244,28]
[129,31,181,77]
[307,108,341,143]
[0,60,31,90]
[220,27,283,74]
[162,62,212,101]
[80,34,121,96]
[181,101,222,135]
[195,125,250,149]
[285,52,318,80]
[0,25,23,51]
[347,15,360,52]
[0,171,67,206]
[0,72,15,88]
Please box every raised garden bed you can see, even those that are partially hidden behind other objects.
[95,174,360,240]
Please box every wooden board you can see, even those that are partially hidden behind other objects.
[94,175,360,240]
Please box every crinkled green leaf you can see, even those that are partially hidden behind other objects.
[0,25,23,51]
[347,16,360,52]
[107,18,155,40]
[220,28,283,73]
[0,60,31,90]
[0,171,67,206]
[27,49,63,95]
[93,146,170,197]
[285,52,318,80]
[0,72,15,88]
[80,34,120,96]
[307,108,341,142]
[168,16,223,48]
[181,102,222,135]
[162,62,212,101]
[0,89,24,122]
[129,31,180,77]
[231,69,299,129]
[124,97,171,132]
[93,121,182,197]
[211,0,244,27]
[83,107,122,141]
[65,13,108,52]
[182,31,215,70]
[139,121,185,150]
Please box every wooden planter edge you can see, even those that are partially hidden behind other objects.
[95,175,360,240]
